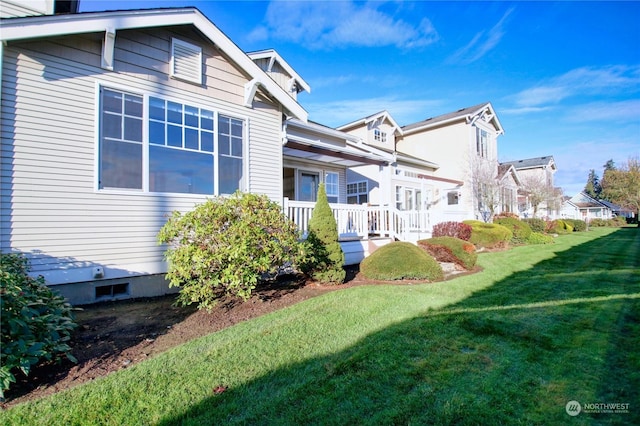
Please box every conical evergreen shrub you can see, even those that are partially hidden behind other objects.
[304,183,346,284]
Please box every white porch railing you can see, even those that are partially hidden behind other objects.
[283,198,437,241]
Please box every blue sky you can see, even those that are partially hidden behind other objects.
[79,0,640,195]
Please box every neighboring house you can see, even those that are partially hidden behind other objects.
[501,156,560,219]
[340,103,506,239]
[0,4,388,304]
[560,193,613,221]
[497,163,521,215]
[598,200,635,219]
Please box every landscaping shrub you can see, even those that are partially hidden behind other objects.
[588,218,607,227]
[546,219,574,234]
[417,237,478,270]
[494,217,533,244]
[302,184,346,284]
[157,192,303,310]
[494,212,520,220]
[0,253,77,399]
[360,242,443,281]
[463,220,512,249]
[526,232,555,245]
[523,218,546,233]
[432,221,472,241]
[609,216,628,227]
[563,219,587,232]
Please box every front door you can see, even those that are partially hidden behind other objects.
[299,172,319,202]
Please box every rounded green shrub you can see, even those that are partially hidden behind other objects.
[360,242,443,281]
[523,218,546,233]
[589,218,607,227]
[302,183,346,284]
[609,216,628,227]
[0,253,77,399]
[463,220,512,249]
[546,219,574,234]
[157,192,303,310]
[526,232,555,245]
[494,217,533,244]
[418,237,477,270]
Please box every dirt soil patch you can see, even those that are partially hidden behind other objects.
[1,264,474,409]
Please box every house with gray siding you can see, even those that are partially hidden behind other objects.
[0,5,387,304]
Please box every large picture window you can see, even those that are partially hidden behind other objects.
[99,89,143,189]
[99,87,244,195]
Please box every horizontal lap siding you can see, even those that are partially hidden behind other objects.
[1,28,283,282]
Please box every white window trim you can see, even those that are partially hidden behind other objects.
[325,171,339,201]
[171,37,203,85]
[96,83,248,197]
[347,180,368,204]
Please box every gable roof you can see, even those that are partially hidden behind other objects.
[402,102,504,135]
[0,7,308,121]
[337,110,403,136]
[497,164,521,185]
[247,49,311,95]
[501,156,556,171]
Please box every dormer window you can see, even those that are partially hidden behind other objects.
[171,38,202,85]
[374,129,387,143]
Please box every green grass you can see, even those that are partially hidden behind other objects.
[2,227,639,425]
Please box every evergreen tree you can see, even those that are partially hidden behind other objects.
[304,183,346,284]
[584,169,601,199]
[600,159,616,201]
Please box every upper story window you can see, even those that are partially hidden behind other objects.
[347,181,368,204]
[171,38,203,85]
[374,129,387,143]
[325,172,339,203]
[476,128,489,158]
[99,87,244,195]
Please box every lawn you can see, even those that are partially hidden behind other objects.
[1,227,638,425]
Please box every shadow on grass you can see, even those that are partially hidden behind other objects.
[159,229,639,425]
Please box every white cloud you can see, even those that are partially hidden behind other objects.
[248,1,439,50]
[304,97,443,127]
[512,65,640,108]
[565,99,640,123]
[447,7,514,65]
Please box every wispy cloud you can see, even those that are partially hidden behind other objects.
[511,65,640,108]
[305,97,443,127]
[447,7,514,65]
[566,99,640,123]
[248,1,439,50]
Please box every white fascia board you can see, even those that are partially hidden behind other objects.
[247,49,311,94]
[287,118,360,143]
[345,140,394,163]
[1,8,308,121]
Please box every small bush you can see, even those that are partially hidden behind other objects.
[361,242,443,281]
[302,184,346,284]
[418,237,477,270]
[563,219,587,232]
[546,219,574,234]
[494,217,533,244]
[588,218,607,227]
[523,218,546,233]
[0,253,77,399]
[432,221,472,241]
[157,192,303,310]
[609,216,628,227]
[494,212,520,220]
[526,232,555,245]
[463,220,512,249]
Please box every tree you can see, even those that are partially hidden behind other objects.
[519,174,559,218]
[584,169,601,199]
[601,157,640,227]
[303,183,346,284]
[470,158,501,222]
